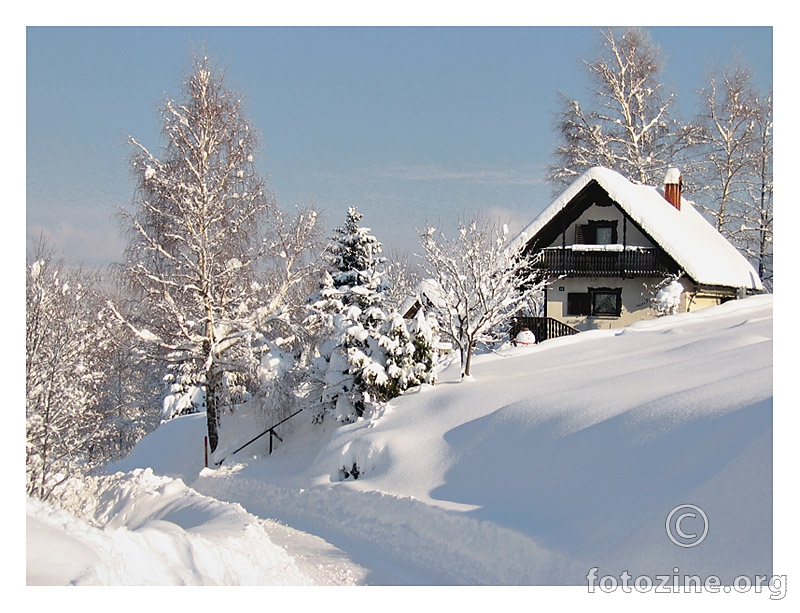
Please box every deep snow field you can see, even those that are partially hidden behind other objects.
[26,294,789,605]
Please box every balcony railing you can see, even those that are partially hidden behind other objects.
[510,316,580,343]
[531,246,669,278]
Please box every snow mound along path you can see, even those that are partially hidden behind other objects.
[27,468,312,586]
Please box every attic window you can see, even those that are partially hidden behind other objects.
[575,220,618,245]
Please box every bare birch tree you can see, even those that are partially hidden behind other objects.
[694,64,759,232]
[732,90,773,290]
[548,27,698,188]
[694,65,773,290]
[383,248,422,312]
[116,55,322,452]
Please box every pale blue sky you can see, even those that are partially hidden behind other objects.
[26,25,773,267]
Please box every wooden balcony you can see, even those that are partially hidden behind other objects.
[531,246,669,278]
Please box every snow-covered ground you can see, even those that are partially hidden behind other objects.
[27,295,782,595]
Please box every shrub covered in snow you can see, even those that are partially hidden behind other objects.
[645,274,685,317]
[347,309,440,404]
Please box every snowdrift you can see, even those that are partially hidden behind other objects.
[26,468,311,585]
[29,295,774,586]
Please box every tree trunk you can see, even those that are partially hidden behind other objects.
[205,368,222,453]
[463,343,473,378]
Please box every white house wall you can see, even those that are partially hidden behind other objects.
[545,277,657,331]
[544,275,732,332]
[540,202,667,330]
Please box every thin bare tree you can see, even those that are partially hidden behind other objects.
[417,214,543,379]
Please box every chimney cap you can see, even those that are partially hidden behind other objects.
[664,168,682,185]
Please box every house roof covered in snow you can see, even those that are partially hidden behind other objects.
[508,167,762,291]
[400,277,445,318]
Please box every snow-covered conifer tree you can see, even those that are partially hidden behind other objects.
[306,208,437,422]
[407,308,440,387]
[375,310,439,399]
[327,206,388,315]
[305,208,387,421]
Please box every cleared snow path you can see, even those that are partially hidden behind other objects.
[193,470,582,585]
[255,520,371,585]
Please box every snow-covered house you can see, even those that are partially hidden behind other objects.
[400,278,443,320]
[399,279,453,354]
[509,167,762,338]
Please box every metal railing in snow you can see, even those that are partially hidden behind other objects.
[212,408,304,467]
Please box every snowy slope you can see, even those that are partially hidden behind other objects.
[28,295,774,586]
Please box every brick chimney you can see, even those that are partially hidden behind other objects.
[663,168,682,211]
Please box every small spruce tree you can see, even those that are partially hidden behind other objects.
[306,208,438,423]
